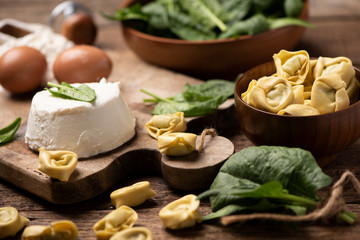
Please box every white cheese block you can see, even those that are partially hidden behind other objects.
[25,79,136,158]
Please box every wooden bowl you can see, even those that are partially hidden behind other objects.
[120,0,309,80]
[234,61,360,167]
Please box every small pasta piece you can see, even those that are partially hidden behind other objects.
[241,79,257,105]
[158,132,197,156]
[22,225,52,240]
[109,227,153,240]
[314,56,359,103]
[21,220,78,240]
[38,148,78,181]
[159,194,201,230]
[94,206,138,240]
[278,104,320,116]
[291,85,305,104]
[145,112,186,139]
[273,49,310,85]
[51,221,78,240]
[247,76,294,113]
[311,74,350,114]
[0,207,29,239]
[110,181,156,208]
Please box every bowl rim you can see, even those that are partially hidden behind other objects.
[120,0,309,45]
[234,61,360,119]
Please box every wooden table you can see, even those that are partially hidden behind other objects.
[1,0,360,239]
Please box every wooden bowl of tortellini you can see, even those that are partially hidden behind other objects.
[234,50,360,166]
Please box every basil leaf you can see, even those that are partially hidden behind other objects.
[46,82,96,102]
[0,117,21,144]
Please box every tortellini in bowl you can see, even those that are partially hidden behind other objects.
[234,50,360,165]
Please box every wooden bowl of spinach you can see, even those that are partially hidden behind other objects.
[103,0,311,80]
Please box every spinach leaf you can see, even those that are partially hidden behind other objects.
[198,146,333,220]
[46,82,96,103]
[284,0,304,17]
[100,3,148,21]
[269,17,315,29]
[220,0,253,23]
[141,79,235,117]
[219,14,269,39]
[179,0,227,32]
[103,0,311,40]
[0,117,21,144]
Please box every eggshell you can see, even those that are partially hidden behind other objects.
[61,13,97,45]
[0,46,47,94]
[53,45,112,83]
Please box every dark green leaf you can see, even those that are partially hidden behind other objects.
[219,14,270,39]
[179,0,227,32]
[0,117,21,144]
[198,146,333,220]
[284,0,304,17]
[46,82,96,102]
[269,17,315,29]
[219,0,252,23]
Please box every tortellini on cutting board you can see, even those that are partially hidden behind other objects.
[38,148,78,181]
[0,207,29,239]
[242,50,359,116]
[111,181,156,208]
[109,227,153,240]
[158,132,197,156]
[159,194,201,230]
[21,220,78,240]
[93,206,138,240]
[145,112,186,139]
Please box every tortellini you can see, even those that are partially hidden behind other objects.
[145,112,186,139]
[278,104,320,116]
[158,132,197,156]
[38,148,78,181]
[110,181,156,208]
[313,56,359,103]
[21,220,78,240]
[159,194,201,230]
[310,74,349,114]
[242,76,294,113]
[93,206,138,240]
[242,50,359,116]
[273,50,310,85]
[0,207,29,239]
[109,227,153,240]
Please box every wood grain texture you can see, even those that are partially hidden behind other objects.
[1,0,360,239]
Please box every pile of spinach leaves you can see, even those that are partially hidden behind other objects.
[198,146,357,224]
[141,79,235,117]
[102,0,313,41]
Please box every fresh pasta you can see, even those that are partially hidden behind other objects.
[93,206,138,240]
[145,112,186,139]
[158,132,197,156]
[21,220,78,240]
[109,227,153,240]
[0,207,29,239]
[159,194,201,230]
[110,181,156,208]
[38,148,78,181]
[242,50,359,116]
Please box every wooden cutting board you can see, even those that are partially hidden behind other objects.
[0,50,235,204]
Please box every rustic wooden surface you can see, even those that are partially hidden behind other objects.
[1,0,360,239]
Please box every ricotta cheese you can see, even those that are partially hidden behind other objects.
[25,79,136,158]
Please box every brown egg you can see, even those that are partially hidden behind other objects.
[0,46,47,94]
[53,45,112,83]
[61,13,97,45]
